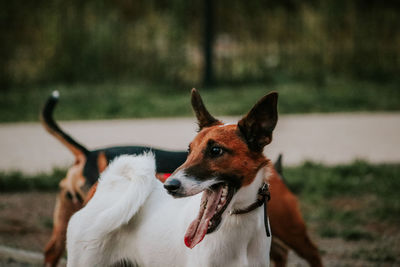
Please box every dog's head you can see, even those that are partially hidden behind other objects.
[165,89,278,248]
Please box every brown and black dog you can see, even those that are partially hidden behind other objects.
[42,91,322,267]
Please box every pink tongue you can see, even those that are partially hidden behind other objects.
[184,186,223,249]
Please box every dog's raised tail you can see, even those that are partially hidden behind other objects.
[89,154,156,234]
[67,154,156,263]
[40,91,89,157]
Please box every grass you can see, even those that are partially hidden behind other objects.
[282,161,400,264]
[284,161,400,241]
[0,169,65,192]
[352,247,397,263]
[284,160,400,222]
[1,78,399,122]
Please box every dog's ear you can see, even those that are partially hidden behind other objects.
[237,92,278,152]
[191,88,221,131]
[274,154,283,176]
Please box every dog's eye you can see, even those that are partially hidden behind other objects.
[210,146,224,157]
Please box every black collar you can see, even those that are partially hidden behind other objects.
[230,182,271,237]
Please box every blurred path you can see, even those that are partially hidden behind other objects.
[0,113,399,174]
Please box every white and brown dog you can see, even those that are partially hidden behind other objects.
[67,89,278,266]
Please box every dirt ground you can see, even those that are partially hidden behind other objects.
[0,192,55,267]
[0,192,399,267]
[0,192,54,252]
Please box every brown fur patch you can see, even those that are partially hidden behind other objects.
[97,152,108,173]
[84,182,98,205]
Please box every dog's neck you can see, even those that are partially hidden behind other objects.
[229,165,270,213]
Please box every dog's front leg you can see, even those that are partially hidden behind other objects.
[44,189,82,267]
[270,237,289,267]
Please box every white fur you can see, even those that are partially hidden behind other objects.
[67,154,271,267]
[171,169,219,196]
[218,123,235,127]
[52,90,59,98]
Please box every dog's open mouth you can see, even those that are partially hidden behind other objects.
[184,183,235,249]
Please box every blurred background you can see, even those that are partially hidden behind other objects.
[2,0,400,86]
[1,0,400,121]
[1,0,400,266]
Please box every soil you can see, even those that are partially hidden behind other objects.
[0,192,54,252]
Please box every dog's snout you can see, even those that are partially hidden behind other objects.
[164,179,181,193]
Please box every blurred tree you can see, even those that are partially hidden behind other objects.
[203,0,214,86]
[0,1,39,90]
[0,0,399,87]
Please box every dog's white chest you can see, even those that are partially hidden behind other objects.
[122,184,270,267]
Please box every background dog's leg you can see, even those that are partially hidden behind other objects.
[270,237,289,267]
[44,189,82,267]
[269,174,323,267]
[285,231,322,267]
[269,195,323,267]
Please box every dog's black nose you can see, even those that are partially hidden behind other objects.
[164,179,181,192]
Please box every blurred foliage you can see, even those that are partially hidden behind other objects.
[1,0,400,89]
[0,168,65,192]
[1,79,399,122]
[284,160,400,224]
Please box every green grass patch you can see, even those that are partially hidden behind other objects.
[318,226,339,238]
[283,160,400,244]
[285,160,400,200]
[1,78,399,122]
[352,247,396,263]
[318,226,374,241]
[0,169,66,192]
[40,217,54,229]
[340,228,374,241]
[314,207,375,241]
